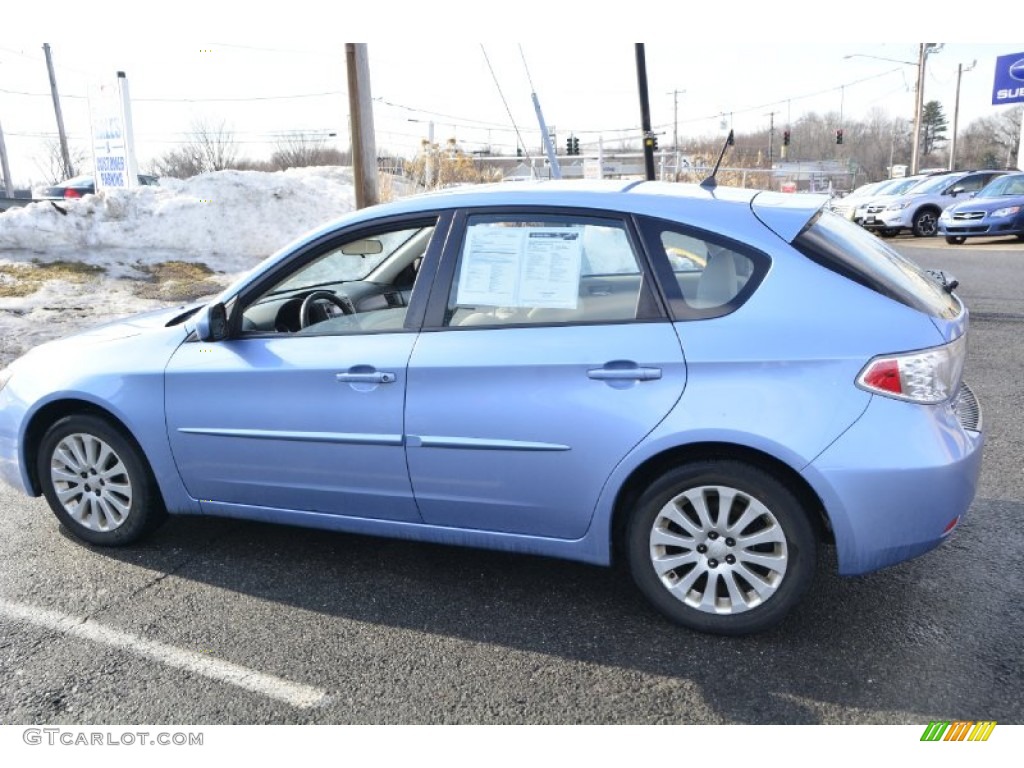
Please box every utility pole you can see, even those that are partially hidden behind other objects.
[766,111,776,168]
[949,60,976,171]
[635,44,656,182]
[0,120,14,197]
[668,89,685,152]
[345,43,379,209]
[911,43,942,175]
[43,43,74,180]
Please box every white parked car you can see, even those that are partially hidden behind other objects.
[859,170,1007,237]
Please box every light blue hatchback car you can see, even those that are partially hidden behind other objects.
[0,180,984,635]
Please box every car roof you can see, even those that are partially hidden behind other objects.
[334,180,827,244]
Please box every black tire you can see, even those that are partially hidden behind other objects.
[37,414,167,546]
[945,236,966,245]
[878,228,898,238]
[912,208,939,237]
[625,460,816,636]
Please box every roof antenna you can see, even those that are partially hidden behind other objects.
[701,129,734,190]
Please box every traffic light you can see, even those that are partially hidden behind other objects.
[572,136,579,155]
[836,129,844,145]
[783,130,791,146]
[566,137,573,155]
[651,136,659,151]
[516,146,523,157]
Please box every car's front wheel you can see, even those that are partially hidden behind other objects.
[945,235,966,245]
[626,460,817,635]
[37,414,166,546]
[912,209,939,237]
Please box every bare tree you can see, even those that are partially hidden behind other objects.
[270,133,349,170]
[34,137,88,183]
[956,106,1023,170]
[147,117,241,178]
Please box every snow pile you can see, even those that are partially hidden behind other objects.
[0,166,390,366]
[0,166,359,273]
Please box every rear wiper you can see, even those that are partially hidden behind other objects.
[926,269,959,293]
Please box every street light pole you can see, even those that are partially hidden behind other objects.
[949,60,976,171]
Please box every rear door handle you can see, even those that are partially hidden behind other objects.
[587,367,662,381]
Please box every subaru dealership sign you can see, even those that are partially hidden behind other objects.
[992,52,1024,105]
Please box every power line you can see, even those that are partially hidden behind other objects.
[480,45,532,164]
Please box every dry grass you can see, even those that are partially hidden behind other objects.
[132,260,224,302]
[0,260,106,297]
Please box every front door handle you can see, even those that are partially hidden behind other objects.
[587,366,662,381]
[336,371,396,384]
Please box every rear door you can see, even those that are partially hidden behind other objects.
[403,209,687,540]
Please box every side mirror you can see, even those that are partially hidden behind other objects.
[195,302,229,342]
[949,186,965,197]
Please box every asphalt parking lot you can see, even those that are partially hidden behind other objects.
[1,234,1022,725]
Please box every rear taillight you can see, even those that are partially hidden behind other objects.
[63,188,82,198]
[856,335,966,404]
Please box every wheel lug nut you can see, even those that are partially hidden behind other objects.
[696,544,708,554]
[725,538,735,547]
[708,532,719,540]
[708,559,719,568]
[725,555,736,565]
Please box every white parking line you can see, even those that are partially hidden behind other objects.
[0,598,329,709]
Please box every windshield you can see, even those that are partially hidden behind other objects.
[886,176,931,195]
[978,174,1024,197]
[794,211,960,320]
[907,174,962,196]
[272,228,423,293]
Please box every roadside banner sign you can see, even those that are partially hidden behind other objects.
[89,73,139,190]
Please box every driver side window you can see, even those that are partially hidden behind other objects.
[239,223,436,336]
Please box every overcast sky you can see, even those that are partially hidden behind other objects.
[2,3,1020,185]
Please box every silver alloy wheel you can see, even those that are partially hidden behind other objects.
[914,211,938,236]
[649,484,789,615]
[49,432,133,532]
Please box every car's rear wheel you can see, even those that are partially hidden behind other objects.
[37,414,166,546]
[912,209,939,237]
[626,460,816,635]
[945,235,967,245]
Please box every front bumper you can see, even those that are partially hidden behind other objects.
[0,386,33,496]
[803,384,984,576]
[860,210,909,231]
[939,218,1024,238]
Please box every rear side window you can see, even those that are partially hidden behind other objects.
[636,217,769,320]
[794,211,960,319]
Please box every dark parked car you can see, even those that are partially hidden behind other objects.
[40,174,159,200]
[939,171,1024,244]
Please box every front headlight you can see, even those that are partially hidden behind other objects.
[939,209,952,220]
[886,201,912,211]
[991,205,1021,218]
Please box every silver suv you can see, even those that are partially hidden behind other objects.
[859,170,1007,237]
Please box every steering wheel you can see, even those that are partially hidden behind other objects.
[299,290,355,329]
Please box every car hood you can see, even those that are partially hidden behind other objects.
[64,303,203,344]
[947,195,1024,213]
